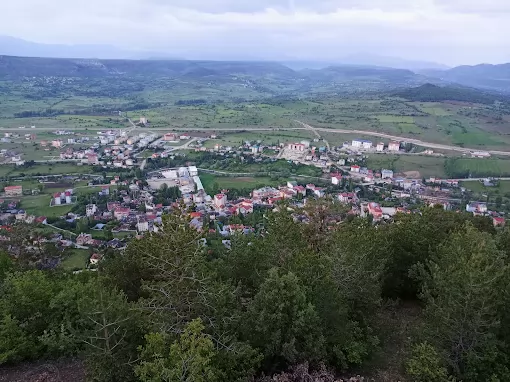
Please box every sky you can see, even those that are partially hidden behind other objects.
[2,0,510,65]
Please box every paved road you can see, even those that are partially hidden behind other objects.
[4,121,510,156]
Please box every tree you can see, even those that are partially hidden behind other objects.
[418,223,509,379]
[79,280,143,382]
[136,319,222,382]
[243,268,325,371]
[406,342,452,382]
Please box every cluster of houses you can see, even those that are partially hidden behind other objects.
[350,139,401,152]
[52,190,74,206]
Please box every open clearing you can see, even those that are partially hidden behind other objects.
[200,173,282,193]
[61,249,90,271]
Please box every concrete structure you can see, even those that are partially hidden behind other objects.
[86,204,98,217]
[163,133,179,142]
[381,169,394,179]
[4,185,22,196]
[214,194,227,209]
[352,139,372,149]
[51,140,63,148]
[287,143,306,152]
[331,174,342,185]
[376,142,384,152]
[388,141,400,152]
[140,117,148,125]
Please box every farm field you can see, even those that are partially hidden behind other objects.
[460,180,510,195]
[366,155,447,179]
[1,163,92,177]
[446,158,510,178]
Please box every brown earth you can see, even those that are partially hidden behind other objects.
[0,358,85,382]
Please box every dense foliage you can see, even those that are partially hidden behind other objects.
[394,83,509,105]
[1,204,510,381]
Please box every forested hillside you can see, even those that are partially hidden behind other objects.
[1,203,509,381]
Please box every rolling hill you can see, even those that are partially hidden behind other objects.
[424,63,510,93]
[392,83,510,104]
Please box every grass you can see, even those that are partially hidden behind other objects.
[20,195,74,217]
[377,116,414,123]
[448,158,510,178]
[366,155,447,178]
[461,180,510,195]
[61,249,90,271]
[200,173,283,193]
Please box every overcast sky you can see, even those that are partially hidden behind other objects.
[2,0,509,65]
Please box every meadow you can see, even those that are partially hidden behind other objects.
[366,155,448,179]
[200,173,283,194]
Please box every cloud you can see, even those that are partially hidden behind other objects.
[1,0,510,65]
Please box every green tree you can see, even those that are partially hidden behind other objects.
[136,319,221,382]
[243,268,325,370]
[406,342,452,382]
[418,223,509,379]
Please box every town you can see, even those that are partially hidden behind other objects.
[0,125,506,271]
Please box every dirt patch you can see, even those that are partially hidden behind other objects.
[0,358,85,382]
[402,171,421,179]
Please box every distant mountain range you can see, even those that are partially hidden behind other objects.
[2,37,510,94]
[0,36,170,60]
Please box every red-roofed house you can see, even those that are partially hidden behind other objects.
[331,173,342,185]
[338,193,358,204]
[367,202,383,220]
[4,185,22,196]
[114,207,131,220]
[294,185,306,196]
[494,217,506,227]
[351,165,360,173]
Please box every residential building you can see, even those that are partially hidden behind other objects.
[331,174,342,185]
[76,233,94,246]
[287,143,306,152]
[338,192,358,204]
[351,165,360,173]
[87,154,98,165]
[252,187,280,200]
[140,117,148,125]
[114,207,131,220]
[381,169,394,179]
[86,204,98,217]
[494,217,506,227]
[51,140,63,148]
[367,202,383,220]
[352,139,372,149]
[163,133,179,142]
[376,142,384,152]
[466,202,488,214]
[214,194,227,209]
[388,141,400,152]
[4,185,22,196]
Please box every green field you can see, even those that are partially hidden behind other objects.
[200,173,284,193]
[60,249,90,271]
[19,195,74,217]
[461,180,510,195]
[1,163,92,177]
[446,158,510,178]
[377,116,414,123]
[366,155,447,178]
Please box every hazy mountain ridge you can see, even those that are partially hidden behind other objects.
[425,63,510,93]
